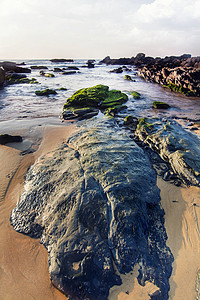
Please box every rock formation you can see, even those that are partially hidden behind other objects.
[135,117,200,186]
[11,118,173,300]
[100,54,200,97]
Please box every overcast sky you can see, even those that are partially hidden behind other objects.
[0,0,199,59]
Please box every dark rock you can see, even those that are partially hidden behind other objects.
[0,61,31,73]
[124,75,133,81]
[66,66,79,71]
[0,134,22,145]
[53,67,63,72]
[0,67,5,86]
[35,89,57,96]
[110,67,123,73]
[50,59,74,63]
[61,71,76,75]
[11,117,173,300]
[135,117,200,186]
[152,101,170,109]
[87,60,95,68]
[30,66,48,70]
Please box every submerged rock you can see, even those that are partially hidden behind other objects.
[11,118,173,300]
[135,117,200,186]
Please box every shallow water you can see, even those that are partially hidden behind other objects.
[0,59,200,124]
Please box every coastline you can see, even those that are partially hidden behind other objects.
[0,122,76,300]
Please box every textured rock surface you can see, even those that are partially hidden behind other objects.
[0,67,5,86]
[11,118,173,299]
[135,117,200,186]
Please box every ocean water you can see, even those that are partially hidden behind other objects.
[0,59,200,123]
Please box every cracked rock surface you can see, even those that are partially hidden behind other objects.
[135,117,200,186]
[11,118,173,299]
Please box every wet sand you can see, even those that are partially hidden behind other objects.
[0,123,76,300]
[0,121,200,300]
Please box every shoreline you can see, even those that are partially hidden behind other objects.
[0,122,76,300]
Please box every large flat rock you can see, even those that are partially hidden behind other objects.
[11,118,173,299]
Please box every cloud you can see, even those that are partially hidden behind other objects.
[0,0,199,58]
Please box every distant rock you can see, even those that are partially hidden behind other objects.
[0,134,22,145]
[61,71,76,75]
[0,61,31,73]
[87,60,95,68]
[30,66,48,70]
[11,117,173,300]
[66,66,79,70]
[50,59,74,63]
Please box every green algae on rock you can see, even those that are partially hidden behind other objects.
[35,89,57,96]
[63,84,128,120]
[124,75,133,81]
[163,82,198,97]
[6,74,38,85]
[152,101,170,109]
[131,91,141,99]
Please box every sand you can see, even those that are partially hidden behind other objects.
[0,123,76,300]
[1,121,200,300]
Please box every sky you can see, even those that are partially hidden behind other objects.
[0,0,200,59]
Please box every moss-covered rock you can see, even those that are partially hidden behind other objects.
[124,75,133,81]
[63,85,128,120]
[131,91,141,99]
[59,87,68,91]
[6,74,38,85]
[105,105,127,117]
[163,82,197,97]
[35,89,57,96]
[152,101,170,109]
[44,73,55,78]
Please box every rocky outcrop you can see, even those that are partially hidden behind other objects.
[11,118,173,300]
[135,117,200,186]
[100,54,200,96]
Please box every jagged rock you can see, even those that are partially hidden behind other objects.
[87,60,95,68]
[0,134,22,145]
[135,117,200,186]
[10,118,173,300]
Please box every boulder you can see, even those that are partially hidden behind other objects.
[11,117,173,300]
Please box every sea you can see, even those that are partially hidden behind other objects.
[0,59,200,126]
